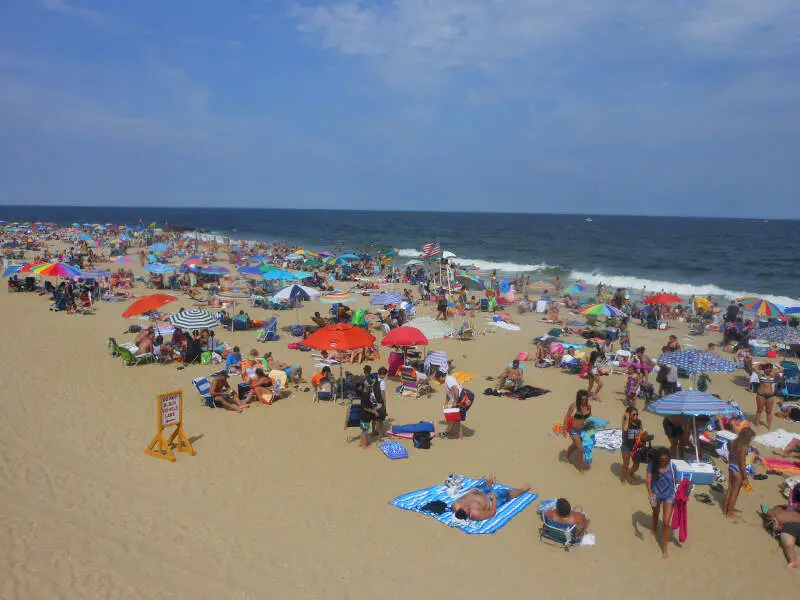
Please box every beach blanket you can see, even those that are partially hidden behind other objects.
[390,476,537,535]
[594,428,623,451]
[488,321,521,331]
[760,457,800,474]
[388,422,435,440]
[753,429,800,450]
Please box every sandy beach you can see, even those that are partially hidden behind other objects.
[1,250,799,600]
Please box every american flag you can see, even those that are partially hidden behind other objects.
[421,240,441,257]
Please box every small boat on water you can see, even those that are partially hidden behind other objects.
[585,217,593,223]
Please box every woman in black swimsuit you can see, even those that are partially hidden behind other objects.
[563,390,592,474]
[755,363,782,430]
[620,406,647,485]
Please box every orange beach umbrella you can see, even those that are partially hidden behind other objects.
[303,323,375,351]
[122,294,178,318]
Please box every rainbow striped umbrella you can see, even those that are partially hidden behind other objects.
[320,291,355,304]
[563,283,588,294]
[580,303,625,317]
[30,262,83,278]
[114,256,134,264]
[736,297,784,318]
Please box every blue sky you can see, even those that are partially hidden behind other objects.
[0,1,798,216]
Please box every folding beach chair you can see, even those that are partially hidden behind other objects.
[343,398,363,442]
[539,515,583,551]
[256,316,280,342]
[399,366,421,397]
[314,378,336,403]
[192,376,222,408]
[780,361,799,382]
[117,346,154,366]
[456,319,474,341]
[424,350,450,376]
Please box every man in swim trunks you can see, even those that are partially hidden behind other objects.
[209,372,247,413]
[544,498,590,536]
[450,477,530,521]
[764,505,800,568]
[497,359,524,393]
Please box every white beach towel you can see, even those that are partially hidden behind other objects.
[488,321,521,331]
[753,429,800,450]
[594,428,623,451]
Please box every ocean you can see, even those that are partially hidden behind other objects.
[2,206,798,306]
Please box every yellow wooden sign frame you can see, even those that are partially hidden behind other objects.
[145,390,196,462]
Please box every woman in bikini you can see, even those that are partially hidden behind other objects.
[586,350,603,400]
[620,406,647,485]
[244,369,274,404]
[723,427,756,519]
[755,363,782,429]
[563,390,592,474]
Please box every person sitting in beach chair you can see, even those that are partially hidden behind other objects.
[263,352,302,385]
[497,360,524,393]
[450,477,530,521]
[540,498,589,549]
[210,372,247,412]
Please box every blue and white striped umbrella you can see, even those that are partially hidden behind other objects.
[370,291,405,306]
[82,269,112,279]
[649,390,740,417]
[144,263,176,274]
[657,349,738,374]
[752,324,800,344]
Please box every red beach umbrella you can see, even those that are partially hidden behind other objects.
[122,294,178,317]
[303,323,375,351]
[381,326,429,347]
[644,293,684,305]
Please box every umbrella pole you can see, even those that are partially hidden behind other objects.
[692,415,700,462]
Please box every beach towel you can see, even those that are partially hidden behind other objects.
[754,429,800,450]
[760,457,800,474]
[390,476,537,534]
[671,479,690,543]
[488,321,521,331]
[594,428,623,451]
[388,422,435,439]
[380,441,409,460]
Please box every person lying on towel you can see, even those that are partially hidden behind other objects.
[544,498,589,537]
[450,477,530,521]
[497,360,524,393]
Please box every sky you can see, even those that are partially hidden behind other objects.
[0,1,798,216]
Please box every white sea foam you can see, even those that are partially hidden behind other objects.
[452,258,551,273]
[569,270,800,307]
[396,248,422,257]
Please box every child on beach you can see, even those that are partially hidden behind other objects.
[646,447,676,557]
[620,406,648,485]
[723,427,756,520]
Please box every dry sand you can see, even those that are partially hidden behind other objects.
[1,260,799,599]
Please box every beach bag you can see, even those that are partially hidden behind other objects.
[413,431,431,449]
[287,342,301,350]
[290,325,304,337]
[201,351,212,365]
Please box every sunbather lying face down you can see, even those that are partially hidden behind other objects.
[450,477,530,521]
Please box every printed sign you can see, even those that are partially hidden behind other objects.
[145,390,195,462]
[160,392,181,428]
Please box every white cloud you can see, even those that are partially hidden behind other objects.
[292,0,800,89]
[40,0,109,25]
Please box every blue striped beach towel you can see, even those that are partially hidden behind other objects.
[390,476,537,534]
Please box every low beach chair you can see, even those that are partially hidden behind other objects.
[118,346,154,366]
[256,316,280,342]
[399,366,421,397]
[780,361,799,382]
[314,378,336,403]
[424,350,450,376]
[192,376,221,408]
[539,515,583,551]
[456,319,474,341]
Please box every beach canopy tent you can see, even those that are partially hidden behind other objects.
[169,309,219,329]
[122,294,178,317]
[273,284,319,301]
[381,326,428,347]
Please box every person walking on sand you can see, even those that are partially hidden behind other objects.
[564,390,592,474]
[647,447,676,558]
[620,406,647,485]
[586,350,603,401]
[723,427,756,520]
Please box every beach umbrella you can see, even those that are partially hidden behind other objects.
[302,259,324,268]
[215,291,253,303]
[20,261,47,273]
[320,291,355,304]
[250,254,269,263]
[2,265,21,277]
[563,283,588,294]
[149,243,170,254]
[656,349,738,375]
[407,317,452,340]
[370,291,405,306]
[752,325,800,345]
[169,309,219,329]
[201,265,230,277]
[404,259,423,266]
[144,263,176,274]
[31,262,83,278]
[737,297,785,318]
[580,303,626,317]
[454,275,484,291]
[285,253,303,261]
[649,390,741,461]
[338,253,361,261]
[258,264,278,273]
[238,266,264,276]
[644,293,684,305]
[82,270,112,279]
[381,326,428,347]
[442,250,457,259]
[273,284,320,301]
[694,297,712,313]
[784,307,800,315]
[262,269,299,281]
[122,294,177,317]
[325,257,348,266]
[304,323,375,351]
[292,271,312,280]
[113,256,134,264]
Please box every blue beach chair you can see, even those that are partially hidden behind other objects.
[539,514,584,551]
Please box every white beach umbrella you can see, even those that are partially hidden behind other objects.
[273,284,320,300]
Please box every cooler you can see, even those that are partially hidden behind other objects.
[672,460,715,485]
[444,407,461,422]
[750,341,770,357]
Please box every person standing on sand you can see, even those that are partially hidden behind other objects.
[646,447,676,558]
[563,390,592,474]
[620,406,647,485]
[723,427,756,520]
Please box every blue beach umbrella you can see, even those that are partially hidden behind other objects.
[656,349,738,374]
[262,269,299,281]
[201,265,230,277]
[2,265,21,277]
[238,266,264,276]
[144,263,176,274]
[149,242,170,254]
[564,283,588,294]
[291,271,312,280]
[370,291,405,306]
[338,253,361,260]
[784,307,800,315]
